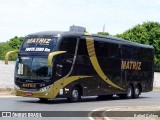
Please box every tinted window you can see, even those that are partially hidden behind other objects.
[108,43,120,58]
[122,45,137,59]
[94,41,108,57]
[76,39,91,65]
[94,40,120,58]
[142,48,153,61]
[77,39,88,56]
[59,37,77,54]
[122,45,153,61]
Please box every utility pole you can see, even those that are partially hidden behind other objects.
[103,24,105,32]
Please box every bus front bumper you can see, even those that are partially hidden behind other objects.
[15,88,55,99]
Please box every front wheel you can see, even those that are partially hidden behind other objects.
[67,87,81,102]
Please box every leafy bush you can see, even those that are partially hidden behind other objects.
[116,21,160,72]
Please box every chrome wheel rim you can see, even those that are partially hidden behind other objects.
[72,89,78,99]
[135,88,139,95]
[127,87,132,97]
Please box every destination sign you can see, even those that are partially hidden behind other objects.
[26,38,51,44]
[21,37,57,52]
[25,47,50,52]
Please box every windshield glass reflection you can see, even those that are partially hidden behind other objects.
[15,57,52,79]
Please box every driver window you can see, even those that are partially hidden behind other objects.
[56,37,77,77]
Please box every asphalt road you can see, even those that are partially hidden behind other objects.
[0,91,160,120]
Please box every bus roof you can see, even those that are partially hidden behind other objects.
[26,31,154,49]
[27,31,65,36]
[91,34,154,49]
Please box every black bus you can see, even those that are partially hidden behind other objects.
[5,26,154,102]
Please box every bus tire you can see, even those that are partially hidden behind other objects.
[126,84,133,99]
[133,85,140,98]
[119,84,133,99]
[68,86,81,102]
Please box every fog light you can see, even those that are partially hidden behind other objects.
[45,92,49,96]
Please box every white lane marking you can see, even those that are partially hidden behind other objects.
[0,96,17,98]
[88,106,123,120]
[103,108,122,120]
[88,107,111,120]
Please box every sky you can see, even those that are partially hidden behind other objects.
[0,0,160,42]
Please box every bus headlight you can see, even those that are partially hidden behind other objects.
[15,84,20,90]
[39,85,51,91]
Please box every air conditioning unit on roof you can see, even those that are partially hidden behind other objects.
[69,25,85,32]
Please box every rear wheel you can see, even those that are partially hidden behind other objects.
[133,85,141,98]
[119,85,133,99]
[68,86,81,102]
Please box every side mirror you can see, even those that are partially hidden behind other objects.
[5,50,19,64]
[48,51,66,67]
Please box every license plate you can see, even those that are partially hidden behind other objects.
[25,92,33,96]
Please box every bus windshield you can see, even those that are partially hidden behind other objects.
[15,57,52,79]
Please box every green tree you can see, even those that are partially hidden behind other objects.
[116,21,160,71]
[0,36,24,61]
[8,36,24,49]
[97,32,109,36]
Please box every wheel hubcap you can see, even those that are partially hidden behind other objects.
[135,88,139,95]
[72,90,78,99]
[127,87,132,97]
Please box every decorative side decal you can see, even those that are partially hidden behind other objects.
[52,76,92,98]
[85,36,124,90]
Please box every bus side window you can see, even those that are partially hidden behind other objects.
[59,37,77,54]
[58,37,77,64]
[122,45,131,59]
[108,43,121,58]
[122,45,139,60]
[142,48,153,61]
[77,39,88,56]
[76,39,91,65]
[94,41,108,57]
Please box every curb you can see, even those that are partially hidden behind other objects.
[0,96,17,98]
